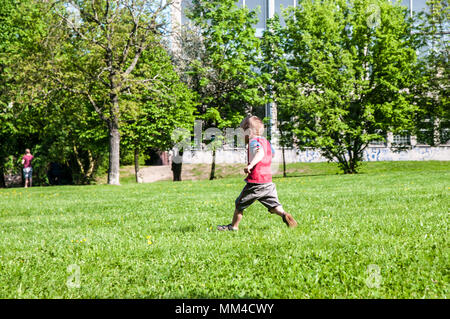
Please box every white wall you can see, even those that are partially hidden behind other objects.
[180,146,450,164]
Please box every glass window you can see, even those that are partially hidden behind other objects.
[275,0,295,25]
[440,125,450,145]
[370,131,387,146]
[245,0,266,29]
[412,0,428,12]
[399,0,429,14]
[181,0,193,25]
[401,0,410,8]
[275,0,295,15]
[393,134,411,145]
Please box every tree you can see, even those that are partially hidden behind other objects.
[48,0,174,185]
[120,45,196,183]
[0,0,51,187]
[37,90,109,184]
[260,14,292,177]
[412,0,449,145]
[276,0,421,173]
[174,0,266,179]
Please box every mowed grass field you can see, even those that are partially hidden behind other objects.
[0,161,448,298]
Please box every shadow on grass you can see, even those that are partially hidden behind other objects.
[175,225,198,233]
[272,173,345,179]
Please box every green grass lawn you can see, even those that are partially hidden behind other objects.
[0,161,448,298]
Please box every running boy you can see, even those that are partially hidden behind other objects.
[217,116,298,231]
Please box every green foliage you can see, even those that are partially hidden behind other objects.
[184,0,266,125]
[45,0,177,185]
[120,45,196,155]
[412,0,449,145]
[271,0,421,173]
[0,0,53,185]
[177,0,269,179]
[260,14,294,149]
[1,0,195,186]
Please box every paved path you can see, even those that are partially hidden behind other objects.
[140,165,173,183]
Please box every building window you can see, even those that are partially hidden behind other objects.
[245,0,267,29]
[400,0,429,16]
[181,0,193,25]
[393,133,411,146]
[416,128,433,145]
[275,0,295,25]
[370,131,387,146]
[440,128,450,145]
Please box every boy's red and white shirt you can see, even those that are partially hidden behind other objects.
[246,136,275,184]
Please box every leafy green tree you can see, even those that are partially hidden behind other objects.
[260,14,293,177]
[48,0,174,185]
[120,45,196,183]
[176,0,266,179]
[277,0,421,173]
[0,0,51,186]
[36,90,108,184]
[413,0,449,145]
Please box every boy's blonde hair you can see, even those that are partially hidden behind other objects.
[240,115,265,136]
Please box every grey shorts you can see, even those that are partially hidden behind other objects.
[23,167,33,179]
[235,182,282,212]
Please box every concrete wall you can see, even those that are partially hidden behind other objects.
[180,146,450,164]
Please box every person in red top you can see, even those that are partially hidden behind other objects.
[21,148,34,188]
[217,116,298,231]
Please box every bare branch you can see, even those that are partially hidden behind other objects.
[53,8,107,50]
[52,76,108,123]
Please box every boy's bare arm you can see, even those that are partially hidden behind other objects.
[244,148,264,174]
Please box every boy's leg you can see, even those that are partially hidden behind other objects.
[269,205,285,217]
[218,184,255,231]
[231,184,256,229]
[269,206,298,228]
[217,209,241,231]
[258,183,298,228]
[231,209,243,230]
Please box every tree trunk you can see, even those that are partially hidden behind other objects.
[348,150,362,174]
[108,122,121,185]
[107,65,121,185]
[134,148,143,183]
[282,144,287,178]
[340,149,360,174]
[210,148,216,180]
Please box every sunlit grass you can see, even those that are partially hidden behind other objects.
[0,161,448,298]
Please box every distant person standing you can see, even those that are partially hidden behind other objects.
[21,149,34,188]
